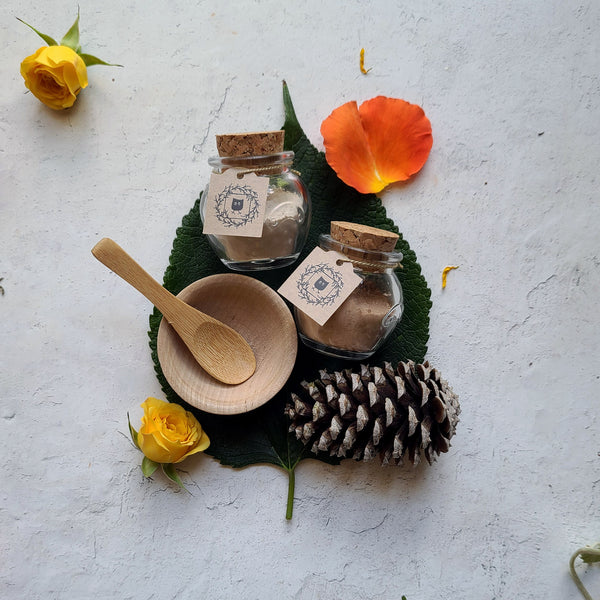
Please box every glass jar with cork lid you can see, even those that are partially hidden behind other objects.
[295,221,404,360]
[200,131,311,271]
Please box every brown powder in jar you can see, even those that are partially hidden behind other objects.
[296,284,395,352]
[217,217,299,260]
[215,189,302,260]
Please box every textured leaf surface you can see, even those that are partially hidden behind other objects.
[148,82,431,476]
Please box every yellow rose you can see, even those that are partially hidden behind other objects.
[137,397,210,464]
[20,45,88,110]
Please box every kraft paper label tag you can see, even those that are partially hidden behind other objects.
[202,169,269,237]
[278,246,362,326]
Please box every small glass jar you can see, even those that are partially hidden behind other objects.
[295,228,404,360]
[200,151,311,271]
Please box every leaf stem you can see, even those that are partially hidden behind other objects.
[285,467,296,520]
[569,547,600,600]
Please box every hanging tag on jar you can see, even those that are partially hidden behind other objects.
[203,169,270,237]
[278,246,362,326]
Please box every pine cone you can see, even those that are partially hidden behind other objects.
[286,361,460,466]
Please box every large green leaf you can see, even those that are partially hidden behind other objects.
[148,82,432,518]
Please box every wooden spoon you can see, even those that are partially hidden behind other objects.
[91,238,256,385]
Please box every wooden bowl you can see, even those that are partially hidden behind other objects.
[157,274,297,415]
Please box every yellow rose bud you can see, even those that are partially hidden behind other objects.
[137,397,210,464]
[20,45,88,110]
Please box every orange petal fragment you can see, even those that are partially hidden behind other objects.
[359,48,371,74]
[321,96,433,195]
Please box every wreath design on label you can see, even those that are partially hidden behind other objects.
[296,262,344,306]
[214,183,260,228]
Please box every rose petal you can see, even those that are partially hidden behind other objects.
[321,96,433,194]
[359,97,433,185]
[173,430,210,463]
[20,45,87,110]
[138,430,185,463]
[320,101,382,194]
[137,397,210,464]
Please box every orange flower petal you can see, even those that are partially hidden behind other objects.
[320,101,382,194]
[321,96,433,194]
[359,97,433,185]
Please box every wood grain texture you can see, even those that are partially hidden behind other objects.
[91,238,256,385]
[157,274,298,415]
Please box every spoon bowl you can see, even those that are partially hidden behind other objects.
[91,238,256,385]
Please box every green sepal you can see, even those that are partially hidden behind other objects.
[141,456,159,477]
[16,17,58,47]
[162,463,188,491]
[79,53,123,68]
[59,10,81,53]
[17,14,121,67]
[127,413,140,449]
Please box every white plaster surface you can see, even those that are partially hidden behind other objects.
[1,1,599,598]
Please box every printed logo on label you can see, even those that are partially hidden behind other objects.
[203,169,269,237]
[214,183,260,228]
[278,246,362,326]
[296,263,344,306]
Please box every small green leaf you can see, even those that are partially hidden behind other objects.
[79,54,123,67]
[60,10,81,53]
[141,456,159,477]
[16,17,58,46]
[162,463,188,491]
[127,413,139,449]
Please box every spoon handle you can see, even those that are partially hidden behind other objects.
[91,238,199,324]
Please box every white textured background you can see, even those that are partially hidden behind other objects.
[1,1,599,598]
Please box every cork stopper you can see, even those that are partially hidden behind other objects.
[330,221,399,252]
[216,131,285,157]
